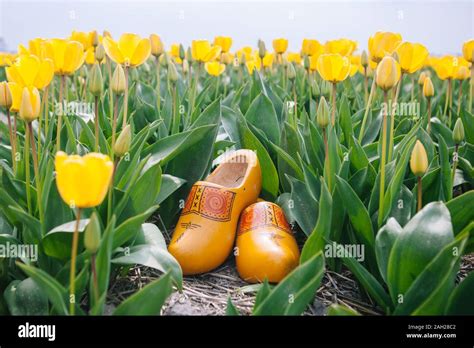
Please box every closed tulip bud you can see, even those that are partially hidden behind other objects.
[149,34,164,57]
[410,140,428,177]
[129,67,139,82]
[103,30,112,38]
[84,212,101,254]
[182,59,190,75]
[0,81,12,108]
[19,87,41,122]
[114,125,131,157]
[316,96,330,128]
[303,55,310,70]
[320,80,331,97]
[453,119,465,144]
[287,63,296,80]
[376,56,401,91]
[455,65,470,80]
[111,64,126,94]
[88,63,103,96]
[311,79,320,97]
[258,39,266,59]
[91,30,99,47]
[168,62,179,83]
[179,44,186,61]
[423,77,434,98]
[186,47,193,63]
[418,71,427,85]
[361,50,369,68]
[159,52,169,67]
[95,43,106,61]
[79,65,88,78]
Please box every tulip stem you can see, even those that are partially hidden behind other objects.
[107,159,119,224]
[91,253,99,305]
[469,66,473,114]
[417,176,422,212]
[171,83,179,134]
[122,66,129,128]
[293,82,298,126]
[156,57,161,111]
[24,125,32,215]
[94,96,100,152]
[452,144,459,189]
[378,90,389,227]
[359,72,377,143]
[28,122,43,225]
[331,83,337,126]
[427,98,432,134]
[457,80,463,116]
[364,68,368,105]
[69,208,81,315]
[56,75,65,152]
[215,76,220,100]
[5,107,16,174]
[411,75,415,102]
[106,57,114,121]
[323,127,331,192]
[111,94,119,159]
[389,72,404,163]
[44,85,50,151]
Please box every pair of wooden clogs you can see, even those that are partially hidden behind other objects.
[168,150,300,283]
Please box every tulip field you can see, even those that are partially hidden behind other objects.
[0,31,473,317]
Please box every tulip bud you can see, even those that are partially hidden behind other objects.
[19,87,41,123]
[114,125,131,157]
[258,39,266,60]
[287,63,296,80]
[168,62,179,83]
[361,50,369,68]
[303,55,310,70]
[453,119,465,144]
[186,47,194,63]
[95,43,106,61]
[88,63,103,96]
[91,30,99,47]
[182,59,190,75]
[179,44,186,61]
[129,67,139,82]
[423,77,434,98]
[376,56,401,91]
[111,64,126,95]
[391,51,399,63]
[0,82,12,108]
[311,79,320,98]
[159,52,169,67]
[84,212,101,254]
[149,34,163,57]
[410,140,428,177]
[103,30,112,38]
[418,71,427,86]
[316,96,330,128]
[320,80,331,97]
[79,65,88,78]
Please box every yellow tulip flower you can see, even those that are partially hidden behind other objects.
[368,31,402,63]
[85,47,96,65]
[273,38,288,54]
[287,52,302,64]
[316,54,351,83]
[70,30,95,51]
[19,86,41,123]
[462,39,474,63]
[214,36,232,53]
[221,52,234,65]
[191,40,221,63]
[6,54,54,90]
[396,42,429,74]
[26,38,54,60]
[170,43,182,63]
[324,38,357,56]
[246,59,261,74]
[349,55,361,77]
[432,55,458,80]
[262,53,274,68]
[7,82,22,112]
[376,56,401,91]
[103,33,151,67]
[236,47,253,63]
[0,52,17,67]
[205,61,225,76]
[455,65,470,80]
[150,34,164,57]
[302,39,323,57]
[55,151,114,209]
[49,39,85,75]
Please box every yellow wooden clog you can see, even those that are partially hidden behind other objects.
[168,150,262,275]
[236,201,300,283]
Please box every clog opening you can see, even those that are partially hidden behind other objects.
[206,161,249,187]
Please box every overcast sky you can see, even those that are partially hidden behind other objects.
[0,0,472,55]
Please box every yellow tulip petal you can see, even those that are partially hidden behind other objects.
[130,39,151,67]
[103,37,125,65]
[83,153,114,207]
[63,41,84,74]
